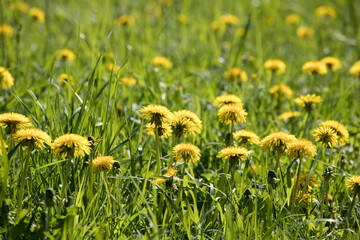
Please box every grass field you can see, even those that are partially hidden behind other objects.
[0,0,360,239]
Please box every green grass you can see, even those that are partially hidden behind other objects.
[0,0,360,239]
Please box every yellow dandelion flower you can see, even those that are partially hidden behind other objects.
[140,104,172,125]
[120,77,136,87]
[219,14,239,26]
[0,112,31,134]
[217,146,249,166]
[264,59,286,75]
[211,21,225,31]
[58,73,74,86]
[102,52,115,62]
[269,84,293,99]
[321,57,341,71]
[88,156,116,172]
[0,141,8,156]
[0,24,14,38]
[320,120,349,145]
[214,94,242,107]
[349,60,360,77]
[152,167,178,184]
[29,8,45,23]
[10,2,29,12]
[285,138,317,159]
[106,63,121,72]
[218,104,247,125]
[0,66,14,89]
[315,6,337,19]
[279,111,301,121]
[295,192,315,209]
[292,173,319,192]
[114,15,134,26]
[170,110,202,138]
[235,28,245,36]
[302,61,327,75]
[285,14,300,24]
[172,142,200,163]
[146,122,172,138]
[294,94,322,111]
[233,129,260,145]
[224,67,248,82]
[151,56,172,69]
[297,26,314,39]
[313,126,338,147]
[177,14,187,24]
[347,175,360,195]
[52,134,91,158]
[56,49,76,62]
[260,131,296,152]
[13,128,51,149]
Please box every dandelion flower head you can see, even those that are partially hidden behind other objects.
[120,77,136,87]
[315,6,337,19]
[0,112,31,134]
[89,156,116,172]
[177,14,187,24]
[218,104,247,125]
[52,133,91,158]
[224,67,248,82]
[302,61,327,75]
[349,60,360,77]
[114,15,134,26]
[292,173,319,192]
[233,129,260,145]
[0,24,14,38]
[347,175,360,195]
[321,57,341,71]
[10,2,29,13]
[29,7,45,23]
[152,167,178,184]
[219,14,239,26]
[297,26,314,39]
[269,84,293,99]
[260,131,296,152]
[13,128,51,149]
[285,14,300,24]
[264,59,286,75]
[56,49,76,62]
[313,126,338,147]
[279,111,301,121]
[285,138,317,159]
[320,120,349,145]
[172,142,201,163]
[140,104,172,125]
[217,146,249,166]
[214,94,242,107]
[151,56,172,69]
[146,122,172,138]
[58,73,74,86]
[0,66,14,89]
[294,94,322,111]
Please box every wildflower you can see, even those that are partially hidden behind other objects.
[315,6,337,19]
[219,14,239,26]
[349,60,360,77]
[102,52,115,62]
[106,63,121,72]
[233,129,260,145]
[264,59,286,75]
[146,122,172,138]
[285,14,300,24]
[152,167,178,184]
[114,15,134,26]
[29,8,45,23]
[172,143,200,163]
[218,104,247,125]
[211,21,224,31]
[120,77,136,87]
[302,61,327,75]
[313,126,338,147]
[260,131,296,152]
[56,49,76,62]
[0,24,14,38]
[58,73,74,86]
[151,56,172,69]
[285,139,317,159]
[321,57,341,71]
[224,67,248,82]
[214,94,242,107]
[347,176,360,195]
[269,84,293,99]
[295,192,315,209]
[170,110,202,138]
[296,26,314,39]
[52,134,91,158]
[10,2,29,12]
[13,128,51,149]
[292,173,319,192]
[320,120,349,145]
[217,146,249,166]
[88,156,116,172]
[279,111,301,121]
[0,66,14,89]
[294,94,322,111]
[177,14,187,24]
[0,113,31,134]
[236,28,245,36]
[140,104,172,126]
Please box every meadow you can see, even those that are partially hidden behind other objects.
[0,0,360,239]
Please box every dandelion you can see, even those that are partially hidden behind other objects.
[295,192,315,209]
[279,111,301,121]
[224,67,248,82]
[260,131,296,152]
[219,14,239,26]
[10,2,29,12]
[0,66,14,89]
[285,139,317,159]
[214,94,242,107]
[217,146,249,167]
[102,52,115,62]
[13,128,51,149]
[294,94,322,111]
[321,57,341,71]
[302,61,327,75]
[52,134,91,158]
[285,14,300,24]
[235,28,245,36]
[170,110,201,138]
[0,112,31,134]
[172,143,200,163]
[233,130,260,145]
[177,14,187,24]
[218,104,247,125]
[175,110,202,133]
[297,26,314,39]
[349,60,360,77]
[292,173,319,192]
[29,8,45,23]
[56,49,76,62]
[88,156,116,172]
[0,24,14,38]
[320,120,349,145]
[346,175,360,218]
[269,84,293,99]
[315,6,337,19]
[313,126,338,147]
[140,104,172,126]
[58,73,74,86]
[106,63,121,72]
[211,21,224,31]
[264,59,286,75]
[152,167,178,185]
[151,56,172,69]
[120,77,136,87]
[146,122,172,138]
[114,15,134,26]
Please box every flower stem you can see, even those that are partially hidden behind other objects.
[155,122,161,175]
[290,158,302,212]
[16,148,32,215]
[56,157,72,216]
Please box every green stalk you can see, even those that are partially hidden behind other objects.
[155,122,161,175]
[17,147,32,215]
[290,158,302,212]
[346,192,357,221]
[56,157,73,216]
